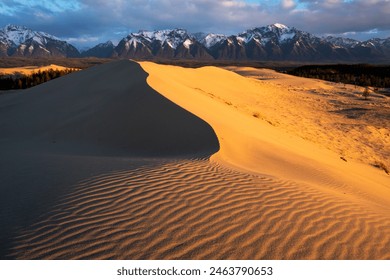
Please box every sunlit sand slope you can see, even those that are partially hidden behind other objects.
[223,66,390,170]
[140,62,389,200]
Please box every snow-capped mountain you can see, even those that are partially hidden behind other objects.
[198,34,226,49]
[0,25,79,57]
[114,28,212,59]
[109,23,390,61]
[194,23,390,61]
[0,24,59,46]
[237,23,298,45]
[204,23,348,60]
[136,29,189,49]
[325,36,360,48]
[200,24,311,60]
[1,24,390,61]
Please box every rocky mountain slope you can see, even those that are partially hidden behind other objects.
[90,23,390,61]
[0,25,79,57]
[2,24,390,62]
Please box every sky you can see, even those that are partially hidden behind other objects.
[1,0,390,49]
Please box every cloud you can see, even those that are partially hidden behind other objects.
[289,0,390,34]
[0,0,389,48]
[281,0,296,9]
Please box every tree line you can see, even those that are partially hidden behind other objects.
[287,64,390,88]
[0,68,78,90]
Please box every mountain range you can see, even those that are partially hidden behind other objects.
[1,24,390,62]
[0,24,79,58]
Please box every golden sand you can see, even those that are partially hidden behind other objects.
[140,62,389,200]
[0,64,76,75]
[1,60,389,259]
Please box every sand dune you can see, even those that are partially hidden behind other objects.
[223,66,390,170]
[0,64,75,75]
[0,60,218,157]
[0,60,218,258]
[140,62,389,202]
[9,160,390,259]
[1,60,389,259]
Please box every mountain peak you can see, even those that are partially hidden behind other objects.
[135,28,188,37]
[100,40,114,47]
[272,23,289,30]
[1,24,59,46]
[0,24,79,57]
[325,36,360,48]
[4,24,29,31]
[201,33,227,48]
[128,28,191,49]
[81,40,114,58]
[265,23,295,35]
[236,23,297,45]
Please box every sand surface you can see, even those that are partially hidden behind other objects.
[141,62,389,200]
[0,60,389,259]
[223,66,390,170]
[0,64,75,75]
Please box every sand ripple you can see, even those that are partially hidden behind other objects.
[10,159,390,259]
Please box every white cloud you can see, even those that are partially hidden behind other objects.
[281,0,296,9]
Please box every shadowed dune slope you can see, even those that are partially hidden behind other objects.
[0,60,219,157]
[0,60,218,258]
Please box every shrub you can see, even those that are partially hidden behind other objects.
[362,87,370,100]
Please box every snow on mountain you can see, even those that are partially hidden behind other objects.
[0,24,58,47]
[273,23,289,30]
[124,37,140,49]
[2,23,390,61]
[130,28,190,49]
[99,41,114,48]
[361,38,389,48]
[201,33,227,48]
[115,28,215,59]
[236,23,298,45]
[191,32,207,42]
[263,23,293,37]
[183,39,193,49]
[0,24,79,57]
[325,36,360,48]
[112,24,390,61]
[279,32,296,42]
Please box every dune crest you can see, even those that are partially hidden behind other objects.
[140,62,389,204]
